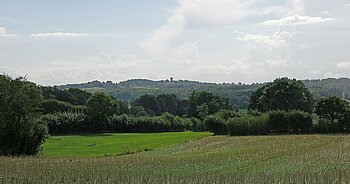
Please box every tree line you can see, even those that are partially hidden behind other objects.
[1,74,350,156]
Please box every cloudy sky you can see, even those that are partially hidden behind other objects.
[0,0,349,85]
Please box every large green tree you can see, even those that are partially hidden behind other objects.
[0,75,48,155]
[249,77,314,113]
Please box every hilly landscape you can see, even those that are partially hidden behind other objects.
[59,78,350,109]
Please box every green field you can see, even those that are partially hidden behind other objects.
[2,134,350,183]
[42,132,212,157]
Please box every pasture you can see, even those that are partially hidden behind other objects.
[1,134,350,183]
[42,132,212,157]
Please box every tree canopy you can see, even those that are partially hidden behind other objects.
[315,96,349,123]
[0,75,48,155]
[249,77,314,113]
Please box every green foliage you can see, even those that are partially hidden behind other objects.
[190,117,207,132]
[0,75,48,155]
[107,114,190,133]
[267,111,290,133]
[41,99,85,113]
[41,86,91,105]
[86,92,122,129]
[204,115,227,135]
[250,77,314,113]
[43,112,87,134]
[133,94,188,116]
[267,110,313,133]
[227,115,268,135]
[315,96,348,123]
[189,91,232,118]
[130,105,148,116]
[134,94,162,115]
[215,109,240,120]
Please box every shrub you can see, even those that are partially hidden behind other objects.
[190,118,207,132]
[204,115,227,135]
[215,109,240,120]
[287,110,313,132]
[267,111,289,133]
[43,112,87,134]
[41,99,84,113]
[227,115,268,136]
[267,110,312,133]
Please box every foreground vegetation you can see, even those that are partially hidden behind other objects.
[1,135,350,183]
[41,132,212,157]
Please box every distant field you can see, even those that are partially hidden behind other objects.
[42,132,212,157]
[2,135,350,183]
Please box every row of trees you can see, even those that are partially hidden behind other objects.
[1,74,350,156]
[217,78,350,135]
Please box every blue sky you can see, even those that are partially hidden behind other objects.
[0,0,349,85]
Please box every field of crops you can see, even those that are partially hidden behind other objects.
[1,134,350,183]
[41,132,212,157]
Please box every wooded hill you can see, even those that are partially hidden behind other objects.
[59,78,350,109]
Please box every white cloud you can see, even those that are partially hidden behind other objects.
[345,4,350,7]
[7,50,156,85]
[140,0,285,55]
[237,30,298,48]
[324,72,347,79]
[261,15,334,26]
[0,27,16,37]
[287,0,305,15]
[31,32,88,38]
[321,11,330,16]
[337,62,350,69]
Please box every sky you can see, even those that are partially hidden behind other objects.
[0,0,349,85]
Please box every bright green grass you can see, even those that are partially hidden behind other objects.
[41,132,212,157]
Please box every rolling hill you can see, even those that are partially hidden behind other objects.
[58,78,350,109]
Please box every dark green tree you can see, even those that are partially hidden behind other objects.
[189,91,232,118]
[157,94,178,115]
[315,96,348,124]
[86,92,120,129]
[135,94,162,115]
[0,75,48,155]
[249,77,314,113]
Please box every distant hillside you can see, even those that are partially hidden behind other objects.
[58,78,350,109]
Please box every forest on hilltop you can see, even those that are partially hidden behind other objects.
[59,78,350,109]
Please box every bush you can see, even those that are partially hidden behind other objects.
[43,112,87,134]
[190,118,207,132]
[108,114,188,133]
[267,110,312,133]
[215,109,240,120]
[267,111,289,133]
[227,115,268,136]
[41,99,85,113]
[287,110,313,132]
[204,115,227,135]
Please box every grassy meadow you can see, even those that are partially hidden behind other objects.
[41,132,212,157]
[2,134,350,183]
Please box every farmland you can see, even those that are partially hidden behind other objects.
[1,134,350,183]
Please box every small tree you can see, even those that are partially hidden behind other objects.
[315,96,348,124]
[86,92,120,130]
[204,115,227,135]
